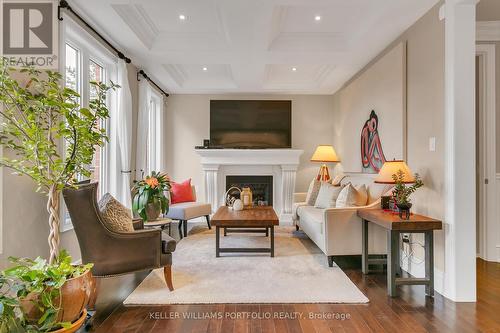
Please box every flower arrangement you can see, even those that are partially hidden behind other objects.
[391,170,424,205]
[132,171,171,221]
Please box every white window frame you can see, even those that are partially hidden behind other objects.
[60,16,118,232]
[146,91,162,173]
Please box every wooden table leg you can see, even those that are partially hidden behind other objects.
[216,226,220,257]
[396,234,402,277]
[265,227,269,237]
[362,219,369,274]
[425,230,434,296]
[270,226,275,257]
[178,220,183,239]
[387,230,398,297]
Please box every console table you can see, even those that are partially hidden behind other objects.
[357,209,442,297]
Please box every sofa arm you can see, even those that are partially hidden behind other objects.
[294,192,307,203]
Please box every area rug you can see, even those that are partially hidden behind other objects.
[124,226,369,304]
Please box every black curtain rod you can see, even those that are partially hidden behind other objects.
[137,70,169,97]
[58,0,169,97]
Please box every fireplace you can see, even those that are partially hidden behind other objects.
[226,175,273,206]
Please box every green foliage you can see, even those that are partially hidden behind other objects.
[0,250,92,332]
[391,170,424,205]
[0,60,118,192]
[132,171,171,221]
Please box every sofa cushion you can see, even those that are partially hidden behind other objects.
[170,179,195,204]
[336,184,368,208]
[305,178,321,206]
[298,206,324,235]
[98,193,134,233]
[166,201,211,220]
[331,174,346,186]
[293,202,308,220]
[314,182,344,208]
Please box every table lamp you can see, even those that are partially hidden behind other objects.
[374,160,415,210]
[374,160,415,184]
[310,145,340,181]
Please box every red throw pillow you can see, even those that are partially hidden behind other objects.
[170,179,194,204]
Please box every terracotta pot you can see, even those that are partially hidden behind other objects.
[21,269,93,326]
[51,308,87,333]
[145,198,161,221]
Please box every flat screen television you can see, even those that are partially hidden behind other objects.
[210,100,292,149]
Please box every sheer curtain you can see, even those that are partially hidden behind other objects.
[114,61,133,208]
[136,80,151,180]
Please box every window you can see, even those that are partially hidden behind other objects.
[146,92,163,174]
[61,21,117,232]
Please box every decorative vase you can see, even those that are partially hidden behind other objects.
[241,187,253,208]
[232,199,244,211]
[396,202,412,220]
[145,198,161,221]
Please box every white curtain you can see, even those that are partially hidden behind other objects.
[136,80,151,180]
[115,61,133,208]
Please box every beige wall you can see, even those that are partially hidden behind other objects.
[332,3,446,273]
[164,94,335,198]
[477,0,500,172]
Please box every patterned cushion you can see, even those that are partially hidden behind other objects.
[305,178,321,206]
[98,193,134,233]
[314,182,345,208]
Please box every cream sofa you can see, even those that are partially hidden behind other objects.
[293,174,391,266]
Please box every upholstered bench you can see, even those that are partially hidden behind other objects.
[166,185,211,238]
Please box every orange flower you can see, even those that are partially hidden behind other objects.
[145,177,159,189]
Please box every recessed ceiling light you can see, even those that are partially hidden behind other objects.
[179,14,186,20]
[292,67,297,71]
[203,67,208,71]
[314,15,321,21]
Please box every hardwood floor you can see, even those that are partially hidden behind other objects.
[91,225,500,332]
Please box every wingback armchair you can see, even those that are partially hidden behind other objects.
[62,182,176,291]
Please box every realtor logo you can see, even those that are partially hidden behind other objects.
[1,0,58,68]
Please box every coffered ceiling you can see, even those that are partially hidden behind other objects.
[71,0,440,94]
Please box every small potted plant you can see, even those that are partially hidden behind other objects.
[0,250,93,332]
[132,171,171,221]
[392,170,424,219]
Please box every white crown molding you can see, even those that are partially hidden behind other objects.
[477,21,500,42]
[162,64,188,87]
[112,4,159,50]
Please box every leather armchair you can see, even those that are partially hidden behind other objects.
[62,182,175,291]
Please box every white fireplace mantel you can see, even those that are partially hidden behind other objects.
[195,149,303,223]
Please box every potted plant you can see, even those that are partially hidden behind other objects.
[0,61,116,330]
[0,250,93,332]
[392,170,424,219]
[132,171,171,221]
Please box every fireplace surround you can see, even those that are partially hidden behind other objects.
[195,149,303,223]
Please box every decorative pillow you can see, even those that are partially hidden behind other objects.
[331,174,346,186]
[305,178,321,206]
[336,184,368,208]
[314,182,345,209]
[170,178,195,204]
[98,193,134,232]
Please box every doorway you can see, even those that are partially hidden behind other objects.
[476,44,498,263]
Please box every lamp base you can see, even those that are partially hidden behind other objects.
[316,164,331,182]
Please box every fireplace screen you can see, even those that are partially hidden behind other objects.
[226,175,273,206]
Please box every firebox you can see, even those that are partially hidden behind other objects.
[226,175,273,206]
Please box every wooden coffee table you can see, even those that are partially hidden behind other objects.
[211,206,279,257]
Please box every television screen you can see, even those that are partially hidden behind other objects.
[210,100,291,149]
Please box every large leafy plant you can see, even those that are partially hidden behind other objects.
[0,61,117,263]
[391,170,424,205]
[0,250,93,332]
[132,171,171,221]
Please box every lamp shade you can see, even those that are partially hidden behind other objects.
[310,145,340,162]
[374,160,415,184]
